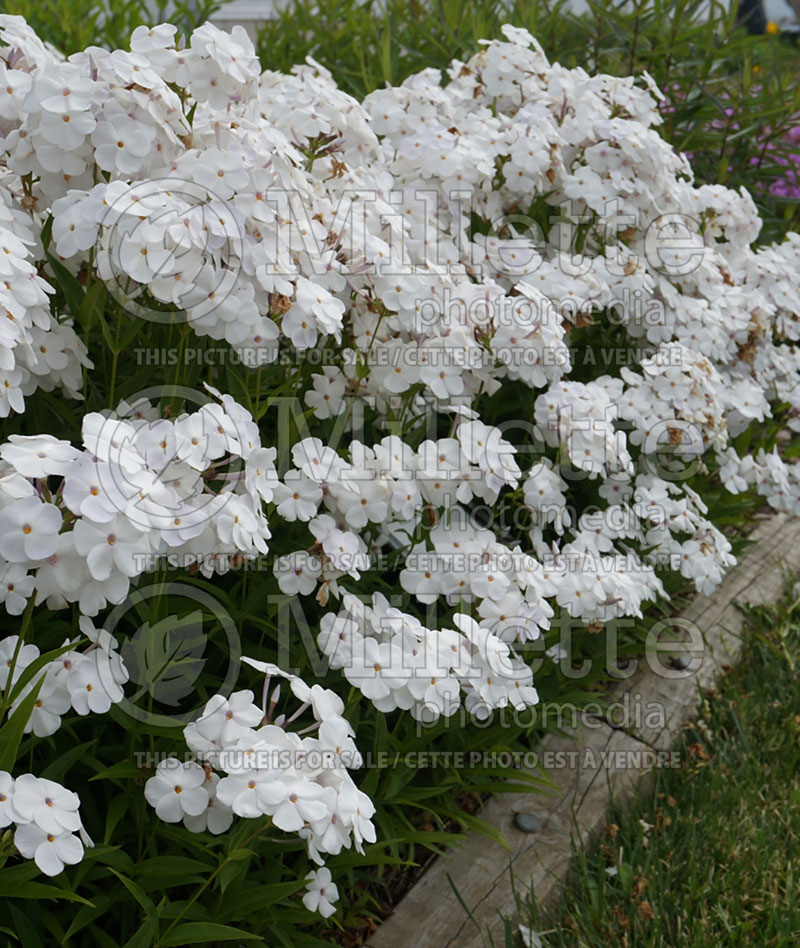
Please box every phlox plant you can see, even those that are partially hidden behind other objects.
[0,11,797,947]
[256,0,800,241]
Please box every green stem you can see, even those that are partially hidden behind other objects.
[108,314,123,409]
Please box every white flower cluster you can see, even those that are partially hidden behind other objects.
[145,658,373,905]
[0,621,121,879]
[0,12,796,713]
[717,444,800,514]
[0,13,796,513]
[0,388,275,617]
[320,591,539,720]
[0,179,90,416]
[0,619,128,737]
[2,11,800,902]
[0,771,92,876]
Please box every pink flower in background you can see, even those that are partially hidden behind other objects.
[659,80,800,200]
[768,124,800,199]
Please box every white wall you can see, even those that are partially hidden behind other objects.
[765,0,799,25]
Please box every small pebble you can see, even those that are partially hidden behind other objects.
[667,654,690,670]
[513,812,543,833]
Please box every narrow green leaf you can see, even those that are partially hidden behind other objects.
[108,869,158,938]
[0,879,94,905]
[121,921,155,948]
[90,760,144,783]
[45,252,85,320]
[0,676,45,771]
[78,279,107,333]
[160,922,262,945]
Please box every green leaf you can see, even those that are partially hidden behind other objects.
[45,252,85,320]
[96,306,116,353]
[9,904,43,948]
[78,279,107,334]
[0,879,94,905]
[115,314,147,354]
[122,921,155,948]
[160,922,263,945]
[40,214,53,254]
[95,307,144,356]
[0,675,45,771]
[63,900,109,940]
[218,858,245,897]
[104,794,132,844]
[617,861,634,893]
[227,848,256,862]
[89,925,123,948]
[224,363,253,413]
[216,880,306,920]
[135,856,213,878]
[107,869,158,938]
[40,739,97,783]
[90,760,144,783]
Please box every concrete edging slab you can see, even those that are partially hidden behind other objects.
[367,512,800,948]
